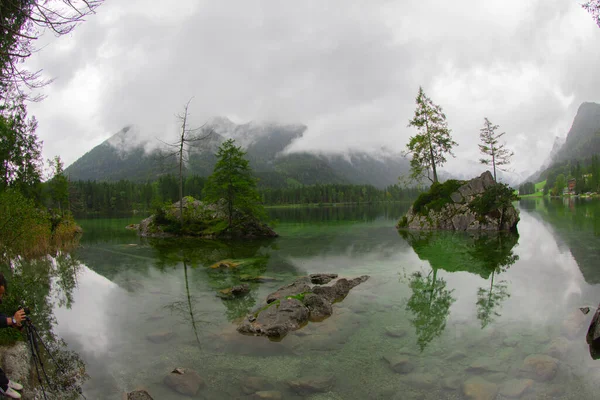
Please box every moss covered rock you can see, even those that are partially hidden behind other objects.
[137,197,277,239]
[397,171,519,231]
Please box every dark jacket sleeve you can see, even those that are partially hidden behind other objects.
[0,313,8,329]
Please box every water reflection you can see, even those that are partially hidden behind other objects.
[146,238,288,322]
[400,231,519,349]
[521,197,600,284]
[0,253,87,398]
[405,269,455,351]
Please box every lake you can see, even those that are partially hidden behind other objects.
[52,200,600,399]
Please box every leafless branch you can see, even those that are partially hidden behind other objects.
[1,0,105,102]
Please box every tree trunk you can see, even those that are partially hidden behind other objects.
[179,139,184,227]
[491,148,497,182]
[425,120,438,183]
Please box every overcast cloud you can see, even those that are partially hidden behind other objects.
[24,0,600,179]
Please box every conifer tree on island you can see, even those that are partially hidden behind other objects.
[478,118,513,182]
[204,139,265,229]
[406,87,457,183]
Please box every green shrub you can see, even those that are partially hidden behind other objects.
[468,183,518,216]
[397,216,408,228]
[413,180,463,215]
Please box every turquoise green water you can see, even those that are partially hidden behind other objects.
[53,202,600,399]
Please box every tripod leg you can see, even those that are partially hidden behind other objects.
[25,325,48,400]
[28,322,88,400]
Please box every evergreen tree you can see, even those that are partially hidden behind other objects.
[406,87,457,183]
[48,156,69,214]
[0,103,42,192]
[554,174,566,196]
[204,139,265,228]
[478,118,513,182]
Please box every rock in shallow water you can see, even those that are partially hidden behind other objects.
[462,376,498,400]
[146,331,176,343]
[309,273,338,284]
[384,325,408,338]
[520,354,559,381]
[253,391,282,400]
[163,368,205,396]
[303,293,333,321]
[383,355,415,374]
[238,275,369,338]
[238,298,309,337]
[499,379,533,398]
[287,376,335,394]
[126,390,153,400]
[241,376,273,395]
[266,278,311,304]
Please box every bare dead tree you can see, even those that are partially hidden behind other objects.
[157,98,214,227]
[0,0,104,102]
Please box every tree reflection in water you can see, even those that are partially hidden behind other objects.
[400,230,519,350]
[405,268,455,351]
[0,252,88,399]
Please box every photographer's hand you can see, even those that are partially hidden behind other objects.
[12,309,26,327]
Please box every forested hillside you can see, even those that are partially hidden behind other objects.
[65,176,419,214]
[64,118,411,188]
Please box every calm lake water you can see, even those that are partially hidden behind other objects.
[52,200,600,399]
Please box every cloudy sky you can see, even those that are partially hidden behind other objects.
[25,0,600,178]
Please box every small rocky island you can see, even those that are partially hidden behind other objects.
[237,274,369,339]
[130,197,277,239]
[398,171,519,231]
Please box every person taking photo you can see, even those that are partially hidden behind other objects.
[0,274,26,399]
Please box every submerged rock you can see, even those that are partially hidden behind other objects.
[240,275,281,283]
[546,337,571,359]
[520,354,559,381]
[383,355,415,374]
[253,391,282,400]
[163,368,205,396]
[499,379,533,398]
[287,376,335,395]
[462,376,498,400]
[125,390,154,400]
[146,331,176,343]
[385,326,408,338]
[562,309,587,338]
[241,376,273,395]
[217,284,250,299]
[397,171,519,231]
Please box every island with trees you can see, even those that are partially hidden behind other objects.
[135,139,277,239]
[398,87,519,232]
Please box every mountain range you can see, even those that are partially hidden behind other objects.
[64,118,411,188]
[526,102,600,183]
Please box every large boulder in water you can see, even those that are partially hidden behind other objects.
[586,303,600,359]
[238,298,310,337]
[397,171,519,232]
[237,275,370,339]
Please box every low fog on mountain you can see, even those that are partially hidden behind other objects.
[25,0,600,182]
